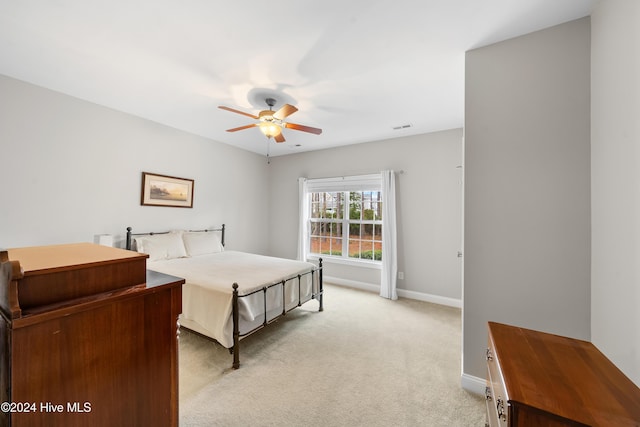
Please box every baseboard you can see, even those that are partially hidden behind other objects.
[461,373,485,396]
[324,276,462,308]
[396,288,462,308]
[324,276,379,293]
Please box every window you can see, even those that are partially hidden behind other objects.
[299,171,397,298]
[309,190,383,262]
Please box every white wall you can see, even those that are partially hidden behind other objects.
[0,75,270,253]
[591,0,640,385]
[463,18,591,383]
[267,130,463,303]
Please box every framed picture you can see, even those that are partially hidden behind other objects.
[141,172,194,208]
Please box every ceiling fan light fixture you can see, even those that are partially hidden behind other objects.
[259,121,281,138]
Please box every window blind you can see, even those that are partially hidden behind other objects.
[304,174,381,192]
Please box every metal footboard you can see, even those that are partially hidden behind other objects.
[231,258,323,369]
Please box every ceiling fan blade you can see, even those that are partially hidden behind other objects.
[284,122,323,135]
[226,124,257,132]
[218,105,259,120]
[274,132,286,143]
[273,104,298,120]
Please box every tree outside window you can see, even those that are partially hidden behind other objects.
[309,191,382,261]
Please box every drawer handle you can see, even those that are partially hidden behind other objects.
[496,398,506,421]
[486,347,493,361]
[485,386,492,401]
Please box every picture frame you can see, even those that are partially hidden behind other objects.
[141,172,194,208]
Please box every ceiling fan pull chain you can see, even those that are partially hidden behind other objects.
[266,139,271,164]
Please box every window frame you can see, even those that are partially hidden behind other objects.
[307,189,383,265]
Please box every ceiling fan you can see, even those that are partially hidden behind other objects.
[219,98,322,143]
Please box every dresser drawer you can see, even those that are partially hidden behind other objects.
[486,337,509,426]
[485,376,500,427]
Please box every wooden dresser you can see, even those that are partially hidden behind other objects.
[0,243,184,427]
[485,321,640,427]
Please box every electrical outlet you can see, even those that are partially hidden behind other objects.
[398,271,404,280]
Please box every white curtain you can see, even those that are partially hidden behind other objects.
[380,170,398,300]
[297,177,309,261]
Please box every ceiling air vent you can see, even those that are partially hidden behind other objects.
[392,123,412,130]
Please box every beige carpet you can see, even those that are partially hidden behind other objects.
[179,284,485,426]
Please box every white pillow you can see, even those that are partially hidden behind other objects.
[134,233,188,261]
[182,231,224,257]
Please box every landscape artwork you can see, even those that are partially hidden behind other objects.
[141,172,194,208]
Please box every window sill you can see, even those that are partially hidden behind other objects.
[307,254,382,269]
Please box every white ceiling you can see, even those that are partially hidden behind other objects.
[0,0,597,157]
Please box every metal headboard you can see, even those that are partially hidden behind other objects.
[125,224,225,250]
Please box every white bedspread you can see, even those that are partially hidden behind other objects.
[148,251,317,348]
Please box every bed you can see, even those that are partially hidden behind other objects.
[125,225,323,369]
